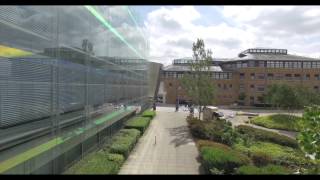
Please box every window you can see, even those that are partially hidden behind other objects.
[240,73,245,80]
[293,62,301,68]
[267,73,274,80]
[315,74,320,80]
[257,73,265,79]
[236,62,242,68]
[229,84,232,89]
[275,61,283,68]
[313,62,320,68]
[218,84,221,88]
[285,74,292,80]
[294,74,301,80]
[169,82,172,87]
[250,84,255,89]
[314,86,319,91]
[303,62,312,69]
[275,74,283,80]
[251,73,255,80]
[304,74,310,80]
[242,62,248,68]
[239,84,245,91]
[284,62,292,68]
[259,61,265,67]
[267,61,275,68]
[248,61,255,67]
[177,73,184,78]
[257,85,265,92]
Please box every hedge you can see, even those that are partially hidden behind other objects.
[141,110,156,118]
[188,117,237,145]
[233,141,311,167]
[200,143,250,174]
[124,117,151,133]
[108,129,141,158]
[236,125,298,148]
[65,151,124,174]
[236,165,291,175]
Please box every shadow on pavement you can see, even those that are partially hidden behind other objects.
[167,125,193,147]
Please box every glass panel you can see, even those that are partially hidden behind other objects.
[0,5,150,174]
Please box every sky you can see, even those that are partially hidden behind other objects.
[132,6,320,66]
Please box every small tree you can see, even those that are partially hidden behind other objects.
[181,38,215,120]
[298,105,320,173]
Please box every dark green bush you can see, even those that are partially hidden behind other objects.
[125,117,151,133]
[236,165,290,175]
[250,152,272,167]
[200,144,250,174]
[236,125,298,148]
[109,129,141,158]
[189,118,238,146]
[141,110,156,118]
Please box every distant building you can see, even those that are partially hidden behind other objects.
[161,48,320,106]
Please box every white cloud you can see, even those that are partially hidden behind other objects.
[144,6,320,65]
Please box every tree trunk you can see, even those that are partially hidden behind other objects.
[198,105,201,120]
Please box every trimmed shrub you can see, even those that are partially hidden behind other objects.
[233,141,311,167]
[125,117,151,133]
[200,144,250,174]
[189,118,238,146]
[197,140,232,151]
[250,152,272,167]
[251,114,301,132]
[236,165,291,175]
[236,125,298,148]
[126,117,151,130]
[109,129,141,158]
[106,153,125,166]
[141,110,156,118]
[65,151,123,174]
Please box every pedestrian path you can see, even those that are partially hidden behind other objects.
[119,107,202,174]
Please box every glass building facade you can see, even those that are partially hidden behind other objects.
[0,6,150,174]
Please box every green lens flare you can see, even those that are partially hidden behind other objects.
[125,6,147,42]
[84,6,144,59]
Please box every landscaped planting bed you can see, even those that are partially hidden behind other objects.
[188,116,237,146]
[236,125,298,148]
[251,114,301,132]
[108,129,141,158]
[64,151,125,174]
[199,142,251,174]
[141,110,156,118]
[236,165,291,175]
[233,141,311,167]
[124,117,151,133]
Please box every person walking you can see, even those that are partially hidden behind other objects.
[175,99,179,112]
[153,102,156,111]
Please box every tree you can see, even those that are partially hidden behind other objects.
[181,38,215,120]
[297,105,320,173]
[266,84,320,110]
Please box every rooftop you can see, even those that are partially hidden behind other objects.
[163,64,223,72]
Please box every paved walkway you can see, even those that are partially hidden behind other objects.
[119,107,202,174]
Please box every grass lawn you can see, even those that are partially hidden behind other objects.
[251,114,301,132]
